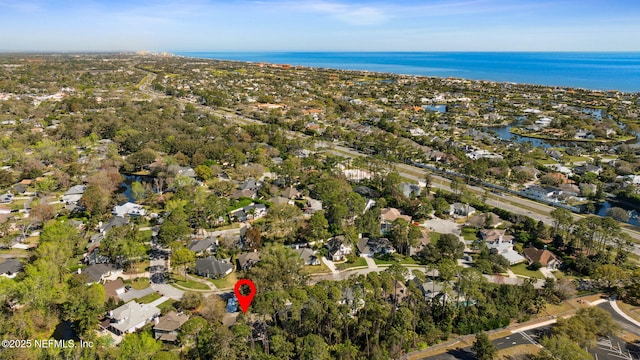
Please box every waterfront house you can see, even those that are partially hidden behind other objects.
[113,202,146,217]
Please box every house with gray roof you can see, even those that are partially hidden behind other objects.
[62,185,86,205]
[194,257,233,279]
[81,263,120,284]
[188,238,217,255]
[237,251,261,271]
[294,248,320,266]
[0,258,22,278]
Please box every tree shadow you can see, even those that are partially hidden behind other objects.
[445,347,476,360]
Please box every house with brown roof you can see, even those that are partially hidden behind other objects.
[380,208,412,234]
[154,311,189,342]
[102,279,125,301]
[522,247,562,270]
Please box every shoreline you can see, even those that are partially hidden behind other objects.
[174,51,640,93]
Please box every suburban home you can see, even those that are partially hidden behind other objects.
[380,208,412,234]
[98,216,130,234]
[480,229,511,244]
[489,241,526,265]
[325,236,353,262]
[102,279,126,301]
[231,189,257,200]
[573,164,602,175]
[230,203,267,222]
[465,212,502,228]
[420,281,459,303]
[522,185,558,202]
[84,246,111,265]
[559,183,581,197]
[450,203,476,217]
[194,257,233,279]
[357,237,396,257]
[410,228,431,256]
[237,251,261,271]
[0,258,22,279]
[523,247,562,270]
[106,301,161,335]
[187,238,218,255]
[62,184,87,205]
[154,311,190,342]
[480,229,525,265]
[113,202,146,217]
[239,178,262,191]
[295,248,320,266]
[281,186,301,199]
[81,263,121,284]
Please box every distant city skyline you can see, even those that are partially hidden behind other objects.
[1,0,639,52]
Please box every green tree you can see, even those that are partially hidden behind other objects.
[248,244,307,292]
[130,181,146,202]
[119,331,161,359]
[181,291,203,310]
[171,244,196,279]
[305,211,330,242]
[296,334,331,360]
[471,331,497,360]
[536,335,594,360]
[436,233,465,260]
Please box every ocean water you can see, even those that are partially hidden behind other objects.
[175,52,640,93]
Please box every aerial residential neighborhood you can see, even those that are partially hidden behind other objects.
[0,52,638,359]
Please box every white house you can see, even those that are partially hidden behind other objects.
[326,236,353,262]
[107,301,161,335]
[113,202,147,217]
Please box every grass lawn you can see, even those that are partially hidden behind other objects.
[461,227,478,241]
[429,232,442,243]
[617,301,640,323]
[213,223,241,231]
[209,272,238,290]
[124,277,150,290]
[373,253,416,265]
[336,257,368,270]
[498,344,540,359]
[137,292,162,304]
[171,273,210,290]
[158,299,178,313]
[564,155,591,163]
[305,263,331,274]
[540,301,575,317]
[510,263,544,279]
[535,159,558,166]
[125,261,148,275]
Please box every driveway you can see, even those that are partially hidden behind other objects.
[152,283,184,300]
[423,218,461,236]
[119,286,155,303]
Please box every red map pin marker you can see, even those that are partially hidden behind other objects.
[234,279,256,314]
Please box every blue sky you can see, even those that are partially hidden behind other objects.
[0,0,639,51]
